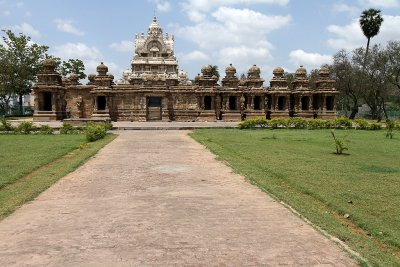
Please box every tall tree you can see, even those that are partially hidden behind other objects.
[57,59,86,80]
[359,8,384,65]
[360,45,392,120]
[330,49,364,119]
[0,30,48,114]
[0,47,14,114]
[308,68,320,90]
[283,72,295,90]
[210,65,220,80]
[386,41,400,94]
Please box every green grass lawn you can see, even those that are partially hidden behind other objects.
[191,129,400,266]
[0,134,116,219]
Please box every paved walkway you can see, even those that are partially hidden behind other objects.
[0,131,356,266]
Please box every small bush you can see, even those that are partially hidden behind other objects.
[332,117,352,129]
[38,125,54,135]
[324,120,333,129]
[0,117,15,132]
[354,118,369,130]
[238,117,268,129]
[85,123,108,142]
[331,130,349,155]
[16,122,37,134]
[60,122,76,134]
[308,119,327,129]
[270,118,288,129]
[288,117,307,129]
[368,122,382,130]
[385,119,395,139]
[104,121,113,131]
[395,121,400,130]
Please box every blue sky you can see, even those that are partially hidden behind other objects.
[1,0,400,82]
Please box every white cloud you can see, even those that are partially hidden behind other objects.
[110,40,134,52]
[181,50,211,61]
[327,15,400,50]
[5,23,40,37]
[3,10,10,16]
[148,0,171,13]
[358,0,399,8]
[52,42,121,77]
[173,5,291,82]
[54,19,85,36]
[333,4,359,16]
[176,7,291,49]
[289,50,332,69]
[156,1,171,12]
[181,0,289,16]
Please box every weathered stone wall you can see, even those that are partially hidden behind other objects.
[65,86,93,119]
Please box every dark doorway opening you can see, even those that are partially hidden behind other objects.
[313,96,320,110]
[147,97,162,121]
[290,95,295,110]
[326,96,334,110]
[204,96,212,110]
[301,96,309,110]
[229,96,237,110]
[43,92,52,111]
[278,96,285,110]
[267,95,272,110]
[254,96,261,110]
[97,96,107,110]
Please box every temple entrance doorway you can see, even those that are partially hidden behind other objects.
[147,97,162,121]
[43,92,52,111]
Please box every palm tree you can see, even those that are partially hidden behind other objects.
[359,8,384,65]
[210,65,220,80]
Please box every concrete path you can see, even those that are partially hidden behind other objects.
[0,131,356,266]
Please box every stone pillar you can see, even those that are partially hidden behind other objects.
[249,96,254,110]
[51,92,56,111]
[309,95,313,111]
[322,94,327,112]
[333,96,337,110]
[93,96,98,112]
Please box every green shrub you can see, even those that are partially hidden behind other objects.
[239,118,257,129]
[354,118,369,130]
[369,122,382,130]
[0,117,15,132]
[308,119,327,129]
[38,125,54,135]
[238,117,268,129]
[395,121,400,130]
[331,130,349,155]
[85,123,107,142]
[332,117,352,129]
[16,122,37,134]
[288,117,307,129]
[104,121,113,131]
[60,122,76,134]
[385,119,395,139]
[270,118,288,129]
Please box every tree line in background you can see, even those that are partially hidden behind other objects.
[1,8,399,119]
[0,30,85,115]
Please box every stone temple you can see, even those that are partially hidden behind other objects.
[32,17,338,122]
